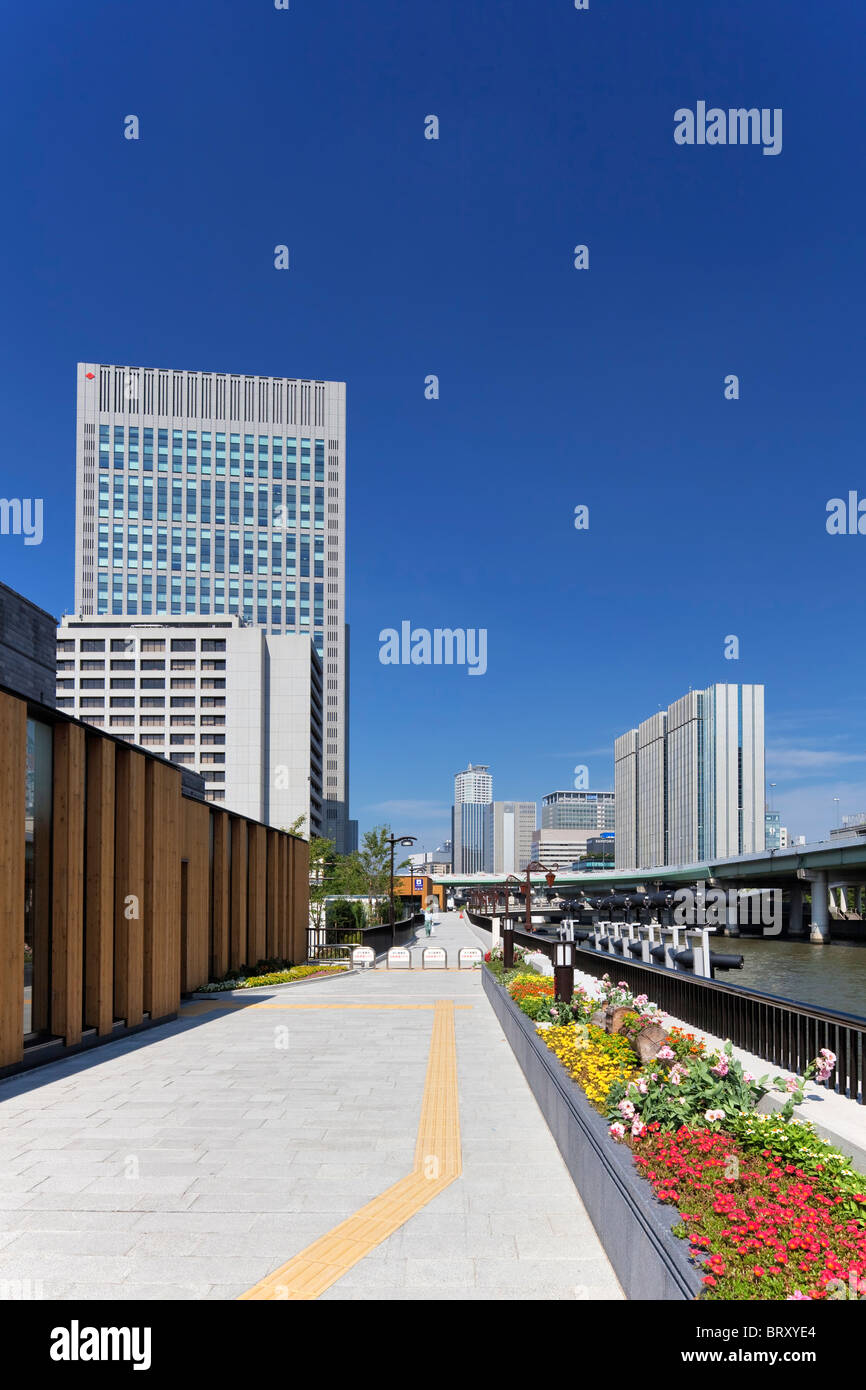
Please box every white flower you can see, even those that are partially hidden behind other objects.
[609,1122,625,1140]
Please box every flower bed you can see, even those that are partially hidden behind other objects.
[498,967,866,1300]
[195,963,348,993]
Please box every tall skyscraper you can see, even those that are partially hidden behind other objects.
[493,801,536,873]
[452,764,493,873]
[614,684,765,870]
[73,362,350,848]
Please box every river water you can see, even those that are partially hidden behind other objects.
[723,936,866,1020]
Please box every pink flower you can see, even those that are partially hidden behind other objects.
[712,1058,729,1077]
[743,1071,754,1083]
[657,1046,675,1061]
[618,1100,636,1120]
[634,994,649,1007]
[609,1122,625,1140]
[631,1118,646,1138]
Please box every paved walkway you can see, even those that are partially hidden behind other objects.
[0,912,622,1301]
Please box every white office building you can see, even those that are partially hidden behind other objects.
[615,683,765,871]
[452,764,493,874]
[72,362,350,848]
[493,801,536,874]
[531,828,595,872]
[56,614,323,833]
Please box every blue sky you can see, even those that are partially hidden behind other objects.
[1,0,865,850]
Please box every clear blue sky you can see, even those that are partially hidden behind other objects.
[1,1,865,850]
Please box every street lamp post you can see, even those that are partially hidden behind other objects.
[522,860,557,934]
[388,833,417,947]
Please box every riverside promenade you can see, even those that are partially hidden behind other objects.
[0,912,622,1301]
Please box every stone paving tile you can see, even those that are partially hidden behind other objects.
[0,911,623,1301]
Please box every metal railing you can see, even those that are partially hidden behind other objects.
[502,922,866,1105]
[307,914,423,963]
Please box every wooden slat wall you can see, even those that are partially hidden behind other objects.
[115,746,146,1026]
[1,683,313,1067]
[84,735,115,1036]
[229,817,248,969]
[181,797,210,993]
[51,722,85,1045]
[248,823,267,967]
[266,829,279,961]
[277,833,288,961]
[211,809,230,981]
[143,759,181,1019]
[0,693,26,1068]
[289,836,309,963]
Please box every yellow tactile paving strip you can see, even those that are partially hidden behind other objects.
[183,1000,473,1014]
[238,999,462,1301]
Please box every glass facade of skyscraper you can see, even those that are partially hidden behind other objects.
[95,424,326,658]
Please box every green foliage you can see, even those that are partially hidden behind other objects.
[607,1041,763,1132]
[326,897,366,933]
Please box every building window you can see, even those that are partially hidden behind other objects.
[80,639,106,652]
[171,639,196,652]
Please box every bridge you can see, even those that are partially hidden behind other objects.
[434,833,866,944]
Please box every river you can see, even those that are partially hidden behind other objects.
[722,935,866,1020]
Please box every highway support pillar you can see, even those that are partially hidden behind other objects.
[788,882,806,938]
[810,870,831,944]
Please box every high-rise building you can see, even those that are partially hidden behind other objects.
[615,684,765,870]
[452,764,493,873]
[541,790,615,832]
[73,362,350,848]
[765,811,782,851]
[56,614,323,831]
[531,827,595,871]
[493,801,536,873]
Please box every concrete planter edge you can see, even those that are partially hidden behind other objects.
[482,966,705,1302]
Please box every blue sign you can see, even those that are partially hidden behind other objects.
[413,877,424,890]
[600,832,615,839]
[585,793,596,801]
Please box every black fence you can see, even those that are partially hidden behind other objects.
[307,914,423,962]
[503,923,866,1106]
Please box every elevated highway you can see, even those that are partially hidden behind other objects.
[435,834,866,944]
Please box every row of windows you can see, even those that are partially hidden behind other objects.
[57,638,227,653]
[97,482,327,522]
[98,430,327,481]
[58,678,226,690]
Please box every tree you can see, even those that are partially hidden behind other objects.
[308,835,337,930]
[329,850,368,899]
[357,825,412,925]
[285,813,307,838]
